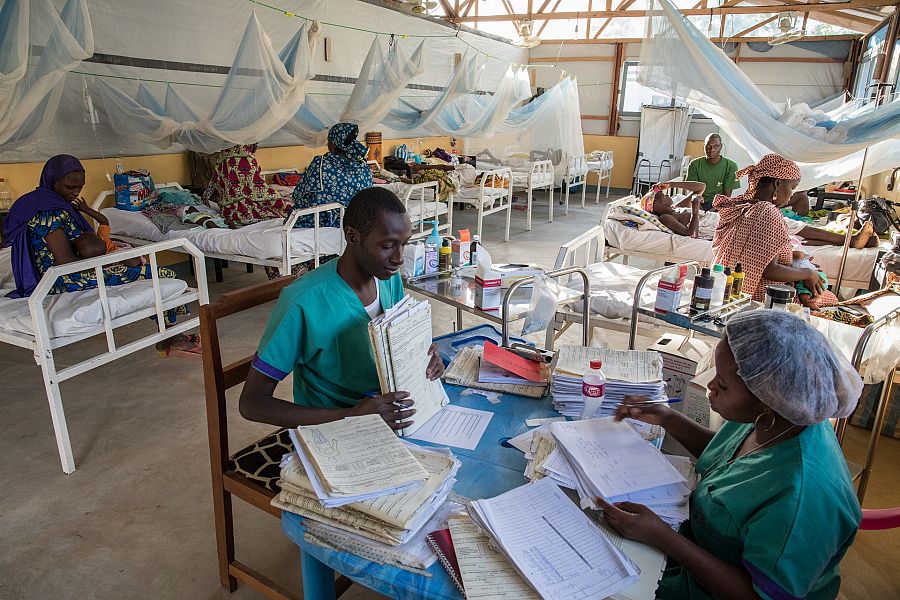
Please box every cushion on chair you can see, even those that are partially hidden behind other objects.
[229,428,295,492]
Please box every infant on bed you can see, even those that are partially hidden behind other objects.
[72,199,144,267]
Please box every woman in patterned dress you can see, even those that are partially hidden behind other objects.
[2,155,196,352]
[292,122,373,228]
[712,154,836,305]
[201,144,292,228]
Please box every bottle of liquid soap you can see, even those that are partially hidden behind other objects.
[690,267,714,313]
[710,264,726,308]
[438,238,451,273]
[722,266,734,304]
[424,220,441,275]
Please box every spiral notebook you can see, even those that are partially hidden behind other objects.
[426,528,465,596]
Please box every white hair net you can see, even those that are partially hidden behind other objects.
[724,310,863,426]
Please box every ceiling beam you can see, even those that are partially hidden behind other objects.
[460,0,476,18]
[438,0,456,17]
[744,0,885,31]
[536,0,564,37]
[540,32,861,43]
[593,0,637,39]
[448,0,899,22]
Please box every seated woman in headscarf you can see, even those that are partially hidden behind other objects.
[711,154,840,306]
[2,155,196,352]
[603,310,862,600]
[201,143,292,228]
[292,122,373,228]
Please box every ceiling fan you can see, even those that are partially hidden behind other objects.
[769,12,805,46]
[394,0,439,14]
[513,19,541,48]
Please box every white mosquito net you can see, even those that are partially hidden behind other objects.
[640,0,900,188]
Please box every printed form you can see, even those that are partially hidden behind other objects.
[555,346,663,382]
[408,405,493,450]
[295,415,428,496]
[468,478,640,600]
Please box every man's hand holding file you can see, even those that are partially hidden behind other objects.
[349,392,416,431]
[426,343,444,381]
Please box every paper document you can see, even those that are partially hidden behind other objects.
[550,418,686,499]
[444,346,546,398]
[479,360,546,387]
[555,346,663,382]
[448,515,540,599]
[295,415,428,497]
[408,405,493,450]
[468,478,640,600]
[483,341,548,383]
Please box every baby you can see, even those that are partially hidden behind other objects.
[791,250,829,309]
[73,198,143,267]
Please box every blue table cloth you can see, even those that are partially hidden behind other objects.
[281,384,560,600]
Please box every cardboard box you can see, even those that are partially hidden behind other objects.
[682,366,724,431]
[648,333,713,400]
[475,273,501,310]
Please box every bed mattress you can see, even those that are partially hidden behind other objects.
[561,261,658,320]
[586,159,614,173]
[455,185,508,203]
[0,269,189,340]
[102,208,345,261]
[510,171,554,188]
[376,182,437,202]
[604,220,881,286]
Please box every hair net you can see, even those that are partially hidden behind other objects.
[723,310,863,426]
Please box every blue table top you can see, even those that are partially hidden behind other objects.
[281,384,560,599]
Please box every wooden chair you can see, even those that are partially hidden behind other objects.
[201,276,352,599]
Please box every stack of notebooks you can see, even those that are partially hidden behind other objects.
[550,418,694,527]
[368,295,449,437]
[273,414,460,546]
[551,346,668,418]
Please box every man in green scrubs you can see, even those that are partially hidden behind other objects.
[686,133,739,210]
[239,187,443,430]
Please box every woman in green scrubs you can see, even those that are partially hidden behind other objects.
[602,310,863,600]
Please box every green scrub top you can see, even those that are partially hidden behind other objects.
[252,259,405,409]
[687,156,739,210]
[657,421,861,600]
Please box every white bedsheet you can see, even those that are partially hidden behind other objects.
[455,185,508,203]
[376,182,437,202]
[586,159,614,173]
[563,262,658,320]
[102,208,344,261]
[604,220,881,285]
[0,276,189,339]
[511,171,554,188]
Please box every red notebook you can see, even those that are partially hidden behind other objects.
[426,528,465,597]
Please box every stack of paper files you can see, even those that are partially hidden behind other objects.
[369,295,449,437]
[550,418,691,519]
[274,415,460,545]
[444,346,546,398]
[551,346,667,417]
[466,478,640,599]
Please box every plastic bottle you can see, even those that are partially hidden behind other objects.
[709,264,726,308]
[731,263,745,299]
[0,178,13,210]
[690,267,715,313]
[580,359,607,420]
[423,220,441,275]
[469,234,480,266]
[438,238,452,272]
[722,266,734,304]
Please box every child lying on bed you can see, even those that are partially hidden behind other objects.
[72,199,144,267]
[641,181,708,238]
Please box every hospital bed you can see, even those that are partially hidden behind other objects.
[473,152,556,232]
[93,183,346,278]
[601,195,884,292]
[454,167,513,242]
[585,151,615,202]
[0,241,208,474]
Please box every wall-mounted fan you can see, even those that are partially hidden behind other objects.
[513,19,541,48]
[769,13,805,46]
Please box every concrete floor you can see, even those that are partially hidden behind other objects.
[1,190,898,599]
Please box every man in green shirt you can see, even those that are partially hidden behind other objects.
[686,133,739,210]
[240,187,443,431]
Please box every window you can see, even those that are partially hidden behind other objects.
[618,61,675,116]
[618,61,706,118]
[853,21,890,102]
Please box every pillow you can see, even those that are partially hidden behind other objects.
[619,205,675,234]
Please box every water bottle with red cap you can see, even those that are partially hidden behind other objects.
[580,359,606,419]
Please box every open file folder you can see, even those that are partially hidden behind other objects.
[369,295,449,437]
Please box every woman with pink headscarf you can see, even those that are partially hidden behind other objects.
[712,154,834,302]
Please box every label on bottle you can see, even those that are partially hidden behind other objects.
[695,286,712,299]
[582,382,605,398]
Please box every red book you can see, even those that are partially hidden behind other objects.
[426,528,465,597]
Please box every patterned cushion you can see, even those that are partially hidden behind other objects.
[229,428,294,492]
[619,204,675,234]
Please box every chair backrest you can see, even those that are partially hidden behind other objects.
[202,275,298,514]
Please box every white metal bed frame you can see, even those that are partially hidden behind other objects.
[586,150,614,203]
[93,183,346,277]
[511,159,555,231]
[455,166,514,242]
[600,195,877,291]
[561,155,588,216]
[0,239,209,474]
